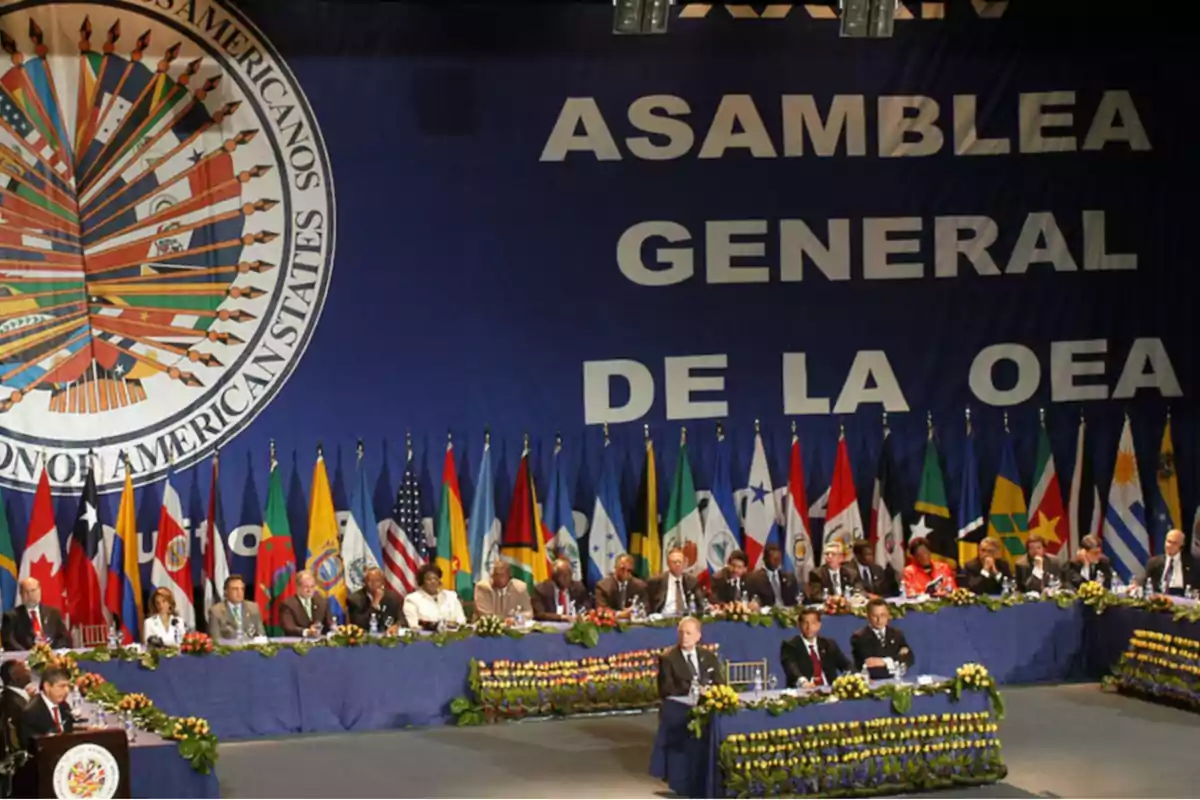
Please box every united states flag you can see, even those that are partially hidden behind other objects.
[379,456,426,594]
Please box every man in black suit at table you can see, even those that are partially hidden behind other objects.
[806,542,862,602]
[1065,535,1115,590]
[710,550,751,606]
[532,558,590,621]
[0,661,31,760]
[780,608,851,688]
[594,554,649,618]
[1015,535,1063,593]
[1138,529,1194,597]
[850,598,914,672]
[961,538,1014,595]
[1,578,70,651]
[17,666,77,751]
[851,540,895,598]
[658,617,724,698]
[748,544,801,608]
[649,548,705,616]
[347,567,404,633]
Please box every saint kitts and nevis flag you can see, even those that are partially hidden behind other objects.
[307,450,347,623]
[500,444,551,587]
[107,463,143,644]
[150,471,195,630]
[630,434,662,580]
[435,440,472,601]
[957,419,985,565]
[663,432,704,578]
[1028,420,1068,558]
[912,426,956,564]
[255,454,298,636]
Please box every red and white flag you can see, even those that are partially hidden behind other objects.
[151,473,195,629]
[19,467,65,611]
[784,432,815,585]
[202,455,230,624]
[825,432,864,551]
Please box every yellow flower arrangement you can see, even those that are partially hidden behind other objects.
[699,683,742,714]
[117,693,153,712]
[831,673,870,700]
[946,587,977,606]
[956,662,992,689]
[1076,580,1106,602]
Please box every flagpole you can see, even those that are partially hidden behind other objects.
[405,430,413,464]
[603,422,610,449]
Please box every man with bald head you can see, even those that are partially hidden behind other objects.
[595,554,649,619]
[474,561,533,621]
[279,570,335,637]
[2,578,69,650]
[532,558,589,621]
[658,616,724,698]
[347,567,404,633]
[1139,529,1194,596]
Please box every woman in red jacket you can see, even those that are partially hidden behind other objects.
[902,537,957,598]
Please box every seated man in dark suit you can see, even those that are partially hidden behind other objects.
[806,542,862,602]
[710,550,752,606]
[657,616,723,698]
[780,608,851,688]
[279,570,335,637]
[347,567,404,633]
[1,578,70,651]
[594,554,649,618]
[18,666,78,751]
[851,540,895,598]
[961,537,1013,595]
[1015,535,1062,593]
[0,660,31,797]
[748,544,801,608]
[649,547,705,616]
[532,558,590,621]
[1064,534,1115,589]
[1138,529,1193,596]
[850,598,914,672]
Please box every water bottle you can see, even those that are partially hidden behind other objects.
[739,588,749,605]
[515,609,526,627]
[107,620,120,650]
[1001,577,1012,597]
[369,613,379,636]
[567,597,576,617]
[821,587,829,603]
[752,667,764,697]
[97,706,107,728]
[687,594,697,615]
[123,712,136,742]
[688,678,700,703]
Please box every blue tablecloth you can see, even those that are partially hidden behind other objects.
[1084,604,1200,675]
[89,603,1087,740]
[131,742,219,798]
[649,688,992,798]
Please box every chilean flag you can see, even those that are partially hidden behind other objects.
[64,464,108,627]
[18,467,65,612]
[150,472,195,629]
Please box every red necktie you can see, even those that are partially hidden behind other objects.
[558,589,568,611]
[52,705,61,733]
[31,610,42,639]
[809,644,825,685]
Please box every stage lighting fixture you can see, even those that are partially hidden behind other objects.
[613,0,672,35]
[839,0,898,37]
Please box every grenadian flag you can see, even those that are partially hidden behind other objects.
[105,465,143,644]
[435,441,472,600]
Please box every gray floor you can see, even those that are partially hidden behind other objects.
[216,684,1200,798]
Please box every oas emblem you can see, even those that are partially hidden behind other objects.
[53,742,120,800]
[0,0,334,493]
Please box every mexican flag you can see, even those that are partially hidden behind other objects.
[663,439,703,576]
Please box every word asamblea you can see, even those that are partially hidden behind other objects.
[583,338,1179,423]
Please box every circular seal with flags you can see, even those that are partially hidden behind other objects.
[53,742,120,800]
[0,0,334,493]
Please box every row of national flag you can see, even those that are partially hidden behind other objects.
[0,412,1189,635]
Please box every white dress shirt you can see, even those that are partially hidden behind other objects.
[663,575,687,616]
[403,589,467,628]
[143,614,186,646]
[1163,554,1184,589]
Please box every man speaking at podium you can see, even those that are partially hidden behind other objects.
[18,667,77,751]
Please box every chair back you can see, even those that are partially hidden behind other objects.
[73,624,108,648]
[724,658,769,689]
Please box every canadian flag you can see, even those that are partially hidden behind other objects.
[150,473,195,630]
[19,467,65,611]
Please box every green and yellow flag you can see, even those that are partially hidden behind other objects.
[986,435,1028,570]
[630,436,661,580]
[255,455,297,635]
[307,451,347,622]
[500,445,551,587]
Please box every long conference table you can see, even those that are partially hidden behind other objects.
[85,601,1105,740]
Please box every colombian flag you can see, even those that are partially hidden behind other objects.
[435,442,472,600]
[105,467,143,644]
[986,435,1028,570]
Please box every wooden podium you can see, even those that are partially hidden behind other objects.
[18,730,131,798]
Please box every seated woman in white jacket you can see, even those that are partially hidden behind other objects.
[143,587,187,646]
[403,563,466,631]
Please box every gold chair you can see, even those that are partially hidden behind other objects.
[723,658,769,690]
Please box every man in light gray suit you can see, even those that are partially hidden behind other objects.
[208,574,265,640]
